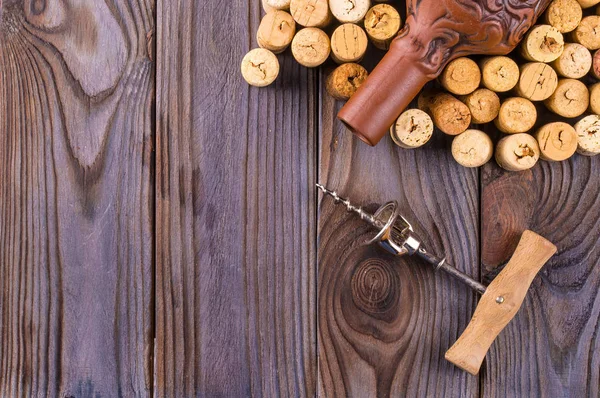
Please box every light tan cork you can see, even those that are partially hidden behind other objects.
[390,109,434,149]
[576,0,600,8]
[544,79,589,118]
[291,27,330,67]
[330,24,368,64]
[520,25,564,62]
[265,0,291,10]
[480,56,520,93]
[544,0,582,33]
[589,82,600,114]
[574,115,600,156]
[516,62,558,101]
[496,134,541,171]
[495,97,537,134]
[452,129,494,168]
[329,0,371,24]
[460,88,500,124]
[326,63,369,100]
[424,93,471,136]
[439,57,481,96]
[570,16,600,50]
[551,43,592,78]
[364,4,401,50]
[289,0,332,28]
[257,10,296,54]
[241,48,280,87]
[535,122,578,161]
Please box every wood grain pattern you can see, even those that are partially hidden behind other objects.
[154,0,317,396]
[318,91,479,397]
[0,0,154,396]
[481,158,600,397]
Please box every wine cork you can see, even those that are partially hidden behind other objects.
[262,0,275,13]
[544,79,589,118]
[257,10,296,54]
[520,25,564,62]
[330,24,368,64]
[329,0,370,23]
[265,0,291,10]
[364,4,401,50]
[425,93,471,136]
[515,62,558,101]
[589,83,600,114]
[390,109,434,149]
[535,122,578,161]
[576,0,600,8]
[551,43,592,78]
[451,129,494,168]
[544,0,582,33]
[417,89,437,112]
[480,56,519,93]
[326,63,368,100]
[460,88,501,124]
[439,57,481,96]
[241,48,280,87]
[570,16,600,50]
[495,134,541,171]
[291,28,330,67]
[591,50,600,79]
[574,115,600,155]
[289,0,332,28]
[494,97,537,134]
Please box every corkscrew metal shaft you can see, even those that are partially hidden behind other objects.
[317,184,487,295]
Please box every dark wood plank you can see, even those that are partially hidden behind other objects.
[0,1,154,396]
[154,0,317,396]
[318,90,480,396]
[481,157,600,396]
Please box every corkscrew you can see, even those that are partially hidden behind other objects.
[317,184,557,375]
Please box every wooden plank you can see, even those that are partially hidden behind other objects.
[481,158,600,396]
[317,89,480,396]
[0,1,155,397]
[154,0,317,396]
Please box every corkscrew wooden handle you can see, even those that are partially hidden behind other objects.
[445,230,557,375]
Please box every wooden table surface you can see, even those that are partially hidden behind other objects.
[1,0,599,397]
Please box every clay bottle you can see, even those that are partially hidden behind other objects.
[338,0,553,146]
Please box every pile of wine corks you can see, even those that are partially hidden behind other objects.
[241,0,403,100]
[390,0,600,171]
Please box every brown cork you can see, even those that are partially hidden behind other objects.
[364,4,402,50]
[520,25,565,62]
[460,88,501,124]
[439,57,481,96]
[424,93,471,136]
[264,0,291,10]
[329,0,371,23]
[591,50,600,79]
[326,63,369,100]
[570,16,600,50]
[241,48,280,87]
[544,78,589,118]
[576,0,600,7]
[495,133,541,171]
[480,56,520,93]
[574,115,600,156]
[289,0,332,28]
[390,109,434,149]
[551,43,592,78]
[451,129,494,167]
[544,0,582,33]
[330,24,368,64]
[257,10,296,54]
[589,82,600,114]
[515,62,558,101]
[535,122,578,161]
[291,27,330,67]
[495,97,537,134]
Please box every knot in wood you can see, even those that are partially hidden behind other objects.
[351,259,398,314]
